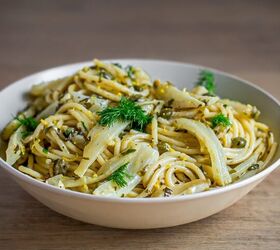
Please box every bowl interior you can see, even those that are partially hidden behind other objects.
[0,59,279,167]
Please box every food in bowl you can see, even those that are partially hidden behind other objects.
[1,59,277,198]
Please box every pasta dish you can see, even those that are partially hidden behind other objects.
[1,59,277,198]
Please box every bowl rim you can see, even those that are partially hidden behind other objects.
[0,58,279,204]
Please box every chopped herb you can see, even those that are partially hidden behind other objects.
[16,116,39,138]
[21,131,32,139]
[248,164,260,171]
[112,63,122,69]
[211,114,231,128]
[232,137,247,148]
[126,65,135,80]
[16,116,38,131]
[121,148,136,155]
[42,147,48,154]
[251,106,260,119]
[81,121,88,132]
[163,187,173,197]
[223,104,228,108]
[197,70,216,95]
[107,163,132,187]
[97,68,112,81]
[98,97,152,131]
[64,127,75,138]
[202,93,215,97]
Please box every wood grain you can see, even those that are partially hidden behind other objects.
[0,1,279,249]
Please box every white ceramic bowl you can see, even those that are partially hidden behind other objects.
[0,60,279,229]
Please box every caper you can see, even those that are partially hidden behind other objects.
[157,142,171,154]
[133,85,144,92]
[153,80,160,88]
[231,137,247,148]
[248,164,259,171]
[159,107,173,119]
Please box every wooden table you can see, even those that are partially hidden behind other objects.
[0,1,279,249]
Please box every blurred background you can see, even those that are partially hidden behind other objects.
[0,0,279,95]
[0,1,279,249]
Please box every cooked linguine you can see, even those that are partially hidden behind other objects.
[2,59,277,197]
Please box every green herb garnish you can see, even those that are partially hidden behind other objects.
[163,187,173,197]
[126,65,135,80]
[42,147,48,154]
[16,116,39,138]
[81,121,88,132]
[107,163,132,187]
[64,127,74,138]
[21,131,32,139]
[197,70,216,95]
[98,97,152,131]
[16,116,38,130]
[211,114,231,128]
[97,68,112,81]
[121,148,136,155]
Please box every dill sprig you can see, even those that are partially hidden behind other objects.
[98,97,152,131]
[107,163,132,187]
[16,116,39,138]
[211,114,231,128]
[197,70,216,95]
